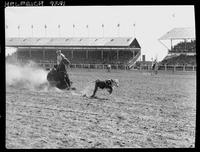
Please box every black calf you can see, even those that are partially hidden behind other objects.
[91,79,114,98]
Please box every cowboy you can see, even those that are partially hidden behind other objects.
[56,50,70,66]
[152,59,158,74]
[56,50,71,88]
[107,64,111,72]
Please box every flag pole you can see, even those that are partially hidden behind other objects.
[58,24,61,37]
[102,24,104,37]
[31,25,33,37]
[117,23,120,37]
[133,23,136,39]
[6,25,8,38]
[18,25,20,37]
[44,24,47,37]
[73,24,75,37]
[86,24,89,37]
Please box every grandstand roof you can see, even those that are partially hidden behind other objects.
[159,27,195,40]
[6,37,141,48]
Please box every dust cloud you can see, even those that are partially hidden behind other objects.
[81,81,95,97]
[6,60,49,90]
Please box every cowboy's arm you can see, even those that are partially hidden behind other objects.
[65,57,71,65]
[57,56,60,65]
[61,54,71,65]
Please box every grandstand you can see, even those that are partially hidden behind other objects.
[6,37,141,68]
[159,27,196,65]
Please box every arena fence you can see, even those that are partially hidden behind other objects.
[137,64,196,72]
[36,60,196,72]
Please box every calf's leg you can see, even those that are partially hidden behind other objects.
[91,83,98,97]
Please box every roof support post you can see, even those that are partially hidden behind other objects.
[101,50,103,60]
[29,47,31,59]
[158,39,171,54]
[43,49,45,60]
[117,50,119,60]
[184,39,187,52]
[71,50,73,59]
[158,39,170,50]
[86,50,88,59]
[133,50,134,58]
[170,39,173,51]
[16,47,18,60]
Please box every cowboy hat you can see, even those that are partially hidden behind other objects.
[56,50,61,54]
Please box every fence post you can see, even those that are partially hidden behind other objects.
[174,65,176,72]
[183,65,185,71]
[193,65,195,71]
[165,64,167,71]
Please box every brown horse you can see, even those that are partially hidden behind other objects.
[47,60,72,89]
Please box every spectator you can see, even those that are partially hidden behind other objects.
[107,64,111,72]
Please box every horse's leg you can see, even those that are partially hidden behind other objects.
[62,73,69,89]
[56,72,66,89]
[65,73,71,87]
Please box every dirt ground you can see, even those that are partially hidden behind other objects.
[6,69,196,148]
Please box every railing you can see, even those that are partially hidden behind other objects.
[127,51,141,69]
[39,63,128,70]
[15,59,196,72]
[137,64,196,72]
[37,61,196,72]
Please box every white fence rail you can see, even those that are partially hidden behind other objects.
[13,59,196,72]
[137,65,196,72]
[37,61,196,72]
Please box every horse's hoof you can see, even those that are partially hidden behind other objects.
[90,95,95,98]
[71,87,76,90]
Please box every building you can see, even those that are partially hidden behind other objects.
[159,27,196,56]
[6,37,141,67]
[159,27,196,65]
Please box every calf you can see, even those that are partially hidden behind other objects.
[90,79,119,98]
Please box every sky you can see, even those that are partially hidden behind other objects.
[5,6,195,61]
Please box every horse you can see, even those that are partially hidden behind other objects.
[47,59,72,89]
